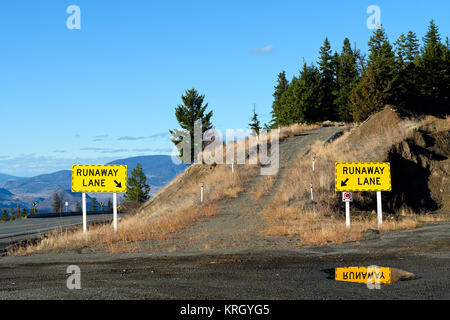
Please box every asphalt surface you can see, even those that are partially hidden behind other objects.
[0,213,123,251]
[0,221,448,300]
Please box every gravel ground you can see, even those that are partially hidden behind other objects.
[0,222,448,300]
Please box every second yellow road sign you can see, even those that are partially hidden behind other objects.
[72,165,127,193]
[335,162,391,192]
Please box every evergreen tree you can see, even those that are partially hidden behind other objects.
[417,20,447,106]
[170,88,213,164]
[106,199,113,212]
[10,209,15,221]
[394,31,421,109]
[53,193,62,213]
[395,31,420,68]
[1,210,8,221]
[91,197,98,212]
[296,62,321,123]
[317,38,337,120]
[367,26,397,102]
[334,38,360,121]
[124,162,150,203]
[249,104,261,135]
[270,71,290,127]
[351,26,396,121]
[349,60,392,122]
[21,208,27,218]
[75,201,81,213]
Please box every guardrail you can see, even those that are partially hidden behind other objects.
[27,211,126,218]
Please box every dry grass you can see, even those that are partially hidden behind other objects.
[250,175,276,200]
[261,202,445,246]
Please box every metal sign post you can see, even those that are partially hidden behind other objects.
[82,192,87,233]
[377,191,382,227]
[113,193,118,231]
[201,183,204,203]
[342,192,352,228]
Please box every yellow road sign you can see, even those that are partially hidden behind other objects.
[335,266,391,284]
[335,162,391,192]
[72,165,127,193]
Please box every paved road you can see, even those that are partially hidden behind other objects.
[0,213,123,251]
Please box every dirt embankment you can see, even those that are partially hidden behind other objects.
[386,117,449,214]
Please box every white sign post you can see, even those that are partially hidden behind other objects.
[82,192,87,233]
[201,183,204,203]
[113,193,118,231]
[377,191,382,227]
[342,192,352,228]
[345,202,350,228]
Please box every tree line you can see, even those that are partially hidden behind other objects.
[270,20,449,125]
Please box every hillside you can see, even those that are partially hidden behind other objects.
[16,107,449,255]
[0,173,22,184]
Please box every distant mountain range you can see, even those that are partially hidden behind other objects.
[0,155,187,212]
[0,173,22,183]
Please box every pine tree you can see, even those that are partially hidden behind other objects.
[367,26,397,101]
[297,62,321,123]
[106,199,113,212]
[351,26,397,121]
[1,210,8,221]
[75,201,81,213]
[270,71,290,127]
[334,38,360,121]
[417,20,447,106]
[91,197,98,212]
[170,88,213,164]
[53,193,62,213]
[21,208,27,218]
[394,31,421,109]
[249,104,261,135]
[349,60,391,122]
[317,38,337,120]
[124,162,150,204]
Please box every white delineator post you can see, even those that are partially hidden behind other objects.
[201,183,204,203]
[345,201,350,228]
[232,161,234,173]
[377,191,382,227]
[82,192,87,233]
[312,156,315,172]
[113,193,118,231]
[310,182,314,201]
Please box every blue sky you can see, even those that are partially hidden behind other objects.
[0,0,449,176]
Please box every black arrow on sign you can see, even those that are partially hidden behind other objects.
[341,178,349,187]
[114,180,122,188]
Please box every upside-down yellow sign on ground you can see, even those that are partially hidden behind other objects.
[335,266,391,284]
[335,162,391,192]
[72,165,127,193]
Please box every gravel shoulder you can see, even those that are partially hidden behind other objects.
[0,221,448,299]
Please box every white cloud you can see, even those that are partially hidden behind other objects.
[252,45,274,55]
